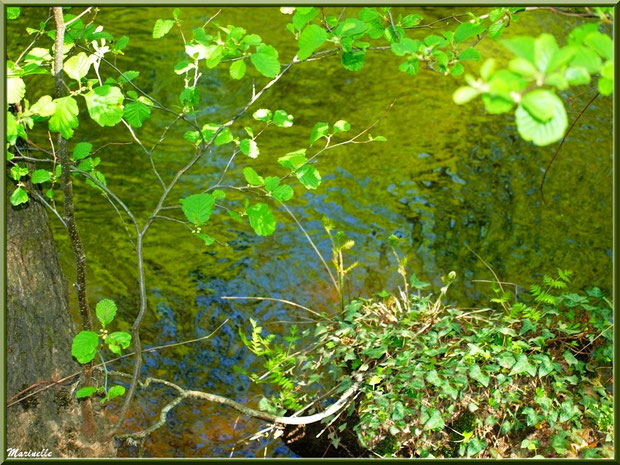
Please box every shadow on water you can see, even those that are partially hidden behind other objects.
[8,6,612,457]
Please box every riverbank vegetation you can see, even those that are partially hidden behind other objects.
[5,5,613,458]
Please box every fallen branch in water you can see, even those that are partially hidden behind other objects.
[111,371,363,442]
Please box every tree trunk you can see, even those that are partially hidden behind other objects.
[5,179,112,457]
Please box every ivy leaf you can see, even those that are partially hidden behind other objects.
[180,193,215,225]
[309,121,329,146]
[71,142,92,161]
[295,165,321,190]
[48,96,79,139]
[239,138,259,158]
[250,44,280,78]
[64,52,91,81]
[563,350,579,366]
[509,354,537,377]
[469,364,490,387]
[243,167,264,186]
[153,19,175,39]
[76,386,97,399]
[96,299,117,327]
[247,203,276,236]
[31,169,52,184]
[229,60,247,80]
[71,331,99,364]
[515,90,567,146]
[10,187,28,206]
[84,85,124,127]
[297,24,328,60]
[422,408,444,430]
[123,101,151,128]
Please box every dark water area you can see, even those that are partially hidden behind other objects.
[7,6,613,457]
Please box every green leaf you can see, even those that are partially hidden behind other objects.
[584,31,613,60]
[76,386,97,399]
[48,96,79,139]
[71,331,99,364]
[7,112,17,146]
[10,165,28,181]
[72,142,93,161]
[534,34,559,72]
[309,121,329,146]
[341,50,365,71]
[214,128,234,146]
[247,203,276,236]
[570,46,601,73]
[250,44,280,78]
[598,77,613,96]
[10,187,28,206]
[64,52,91,81]
[84,86,124,127]
[508,57,538,78]
[391,38,421,56]
[102,385,126,404]
[31,169,52,184]
[29,95,55,117]
[7,7,21,20]
[180,193,215,225]
[563,350,579,366]
[298,24,328,60]
[497,352,516,369]
[239,138,259,158]
[409,273,430,289]
[243,167,264,186]
[153,19,175,39]
[107,331,131,354]
[252,108,272,121]
[515,90,567,146]
[454,22,485,43]
[332,120,350,133]
[469,364,490,387]
[502,36,535,64]
[179,86,199,108]
[509,354,537,377]
[272,184,294,202]
[547,46,577,73]
[453,86,480,105]
[521,89,556,122]
[295,165,321,189]
[264,176,280,192]
[7,77,25,104]
[422,408,444,430]
[229,60,247,80]
[96,299,117,327]
[272,109,294,128]
[123,101,151,128]
[398,58,419,75]
[402,13,422,27]
[458,48,481,61]
[196,232,215,245]
[278,148,307,169]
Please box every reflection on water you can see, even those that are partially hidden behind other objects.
[8,6,612,457]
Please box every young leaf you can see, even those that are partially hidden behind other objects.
[153,19,175,39]
[72,142,93,160]
[107,331,132,354]
[247,203,276,236]
[96,299,117,327]
[243,167,265,186]
[239,138,259,158]
[272,184,294,201]
[272,110,294,128]
[309,121,329,146]
[297,24,328,60]
[250,44,280,78]
[10,187,28,206]
[521,89,556,122]
[264,176,280,192]
[252,108,272,121]
[454,22,485,43]
[332,120,350,133]
[102,385,126,404]
[84,85,124,127]
[71,331,99,364]
[76,386,98,399]
[181,193,215,225]
[295,165,321,189]
[64,52,91,81]
[229,59,247,80]
[31,169,52,184]
[123,101,151,128]
[48,96,79,139]
[7,77,25,104]
[453,86,480,105]
[515,90,567,146]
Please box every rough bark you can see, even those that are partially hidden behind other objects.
[5,179,111,457]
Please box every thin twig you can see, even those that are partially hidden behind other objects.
[222,296,324,319]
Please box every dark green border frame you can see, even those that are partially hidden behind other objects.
[1,1,617,463]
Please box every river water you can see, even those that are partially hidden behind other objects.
[8,6,613,457]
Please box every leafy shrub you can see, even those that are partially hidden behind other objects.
[245,270,613,458]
